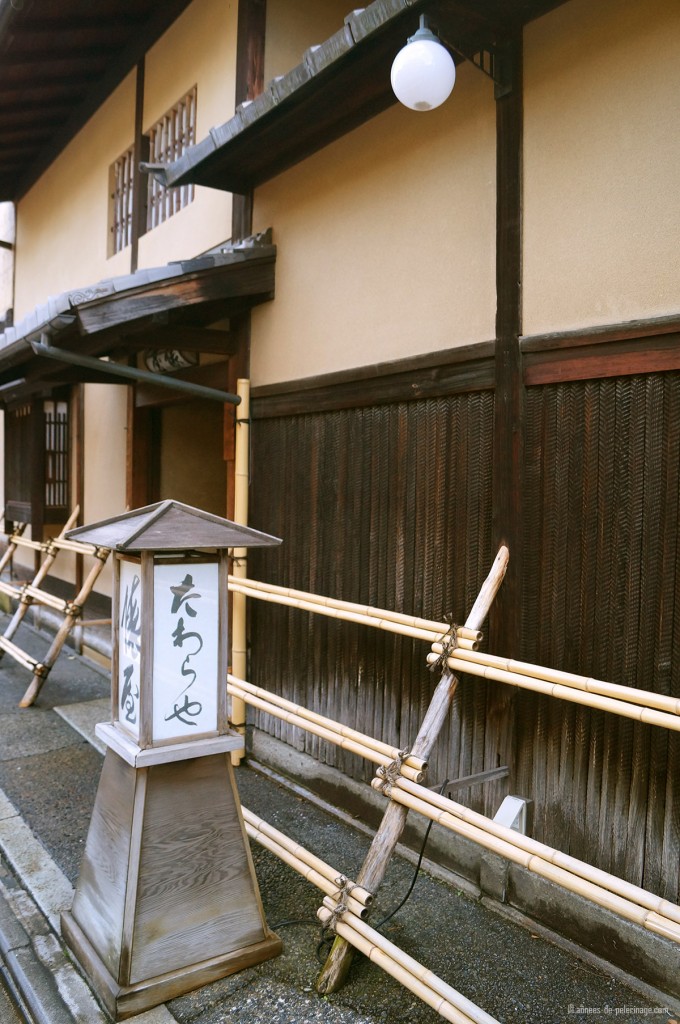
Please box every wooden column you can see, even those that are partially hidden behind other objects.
[491,33,523,653]
[232,0,266,243]
[130,60,149,274]
[487,34,524,810]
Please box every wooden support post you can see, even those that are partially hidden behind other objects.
[316,546,509,994]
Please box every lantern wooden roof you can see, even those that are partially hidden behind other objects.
[65,500,282,552]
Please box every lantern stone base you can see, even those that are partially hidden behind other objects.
[61,743,282,1021]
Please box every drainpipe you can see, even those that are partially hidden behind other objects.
[231,377,250,764]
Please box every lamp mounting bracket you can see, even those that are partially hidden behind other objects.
[442,35,514,99]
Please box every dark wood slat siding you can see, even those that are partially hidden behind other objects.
[519,374,680,899]
[248,394,496,804]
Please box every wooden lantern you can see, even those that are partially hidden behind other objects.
[60,501,283,1020]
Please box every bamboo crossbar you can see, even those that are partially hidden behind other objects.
[426,651,680,733]
[0,636,38,672]
[242,806,372,906]
[0,580,20,598]
[22,586,69,612]
[373,777,680,943]
[228,673,426,773]
[9,535,43,552]
[433,645,680,717]
[50,537,98,556]
[242,807,371,918]
[228,679,425,783]
[317,904,499,1024]
[228,576,480,649]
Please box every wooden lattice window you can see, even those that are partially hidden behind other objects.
[146,86,197,231]
[109,146,135,255]
[44,399,69,512]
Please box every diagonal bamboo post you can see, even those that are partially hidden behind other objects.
[0,507,81,653]
[316,545,509,994]
[0,521,27,578]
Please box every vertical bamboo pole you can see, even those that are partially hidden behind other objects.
[231,378,250,765]
[316,546,509,994]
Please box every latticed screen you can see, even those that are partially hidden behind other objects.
[44,399,68,511]
[146,86,197,231]
[109,146,135,255]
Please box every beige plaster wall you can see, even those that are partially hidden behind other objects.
[14,0,238,311]
[0,202,14,320]
[264,0,351,82]
[250,62,496,385]
[83,384,129,596]
[523,0,680,335]
[13,74,135,319]
[137,0,237,266]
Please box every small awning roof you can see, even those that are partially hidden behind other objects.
[66,499,282,552]
[145,0,566,195]
[0,239,275,404]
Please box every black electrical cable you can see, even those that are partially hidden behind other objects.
[372,777,450,932]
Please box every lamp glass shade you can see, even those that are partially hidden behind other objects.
[391,38,456,111]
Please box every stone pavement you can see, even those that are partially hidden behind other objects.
[0,613,678,1024]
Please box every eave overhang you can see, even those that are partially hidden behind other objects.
[0,0,195,202]
[0,241,276,406]
[146,0,567,196]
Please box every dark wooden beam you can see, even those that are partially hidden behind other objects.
[130,60,148,274]
[74,259,276,335]
[252,341,496,417]
[134,360,232,408]
[232,0,266,240]
[491,31,523,658]
[116,326,238,355]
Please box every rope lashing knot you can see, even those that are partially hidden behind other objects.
[375,746,412,793]
[326,875,358,931]
[41,540,58,556]
[429,615,459,675]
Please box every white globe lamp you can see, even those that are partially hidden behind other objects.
[391,15,456,111]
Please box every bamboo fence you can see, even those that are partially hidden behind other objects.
[242,798,498,1023]
[426,648,680,732]
[227,557,680,1011]
[371,776,680,943]
[317,903,499,1024]
[228,674,425,782]
[228,570,680,733]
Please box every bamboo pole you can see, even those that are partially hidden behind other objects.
[317,905,499,1024]
[229,579,479,650]
[228,574,482,643]
[317,546,509,994]
[230,377,250,765]
[243,811,370,918]
[0,522,26,577]
[426,652,680,733]
[228,680,425,783]
[372,778,680,942]
[0,636,40,672]
[229,673,427,772]
[242,806,373,906]
[391,776,680,927]
[432,644,680,717]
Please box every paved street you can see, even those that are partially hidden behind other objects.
[0,613,678,1024]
